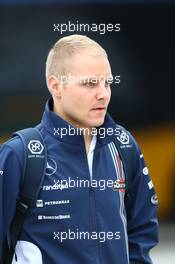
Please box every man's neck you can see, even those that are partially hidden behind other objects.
[83,131,93,154]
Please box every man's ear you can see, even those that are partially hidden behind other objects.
[47,75,62,97]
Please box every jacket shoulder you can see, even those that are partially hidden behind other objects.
[1,136,24,167]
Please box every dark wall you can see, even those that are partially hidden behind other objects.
[0,4,174,130]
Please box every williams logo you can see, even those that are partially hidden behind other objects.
[117,130,129,145]
[28,140,44,155]
[113,178,125,192]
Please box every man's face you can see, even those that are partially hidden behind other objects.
[57,51,112,130]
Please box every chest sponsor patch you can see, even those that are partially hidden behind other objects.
[113,178,125,192]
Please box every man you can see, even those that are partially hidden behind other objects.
[0,34,158,263]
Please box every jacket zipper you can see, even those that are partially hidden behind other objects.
[83,146,100,264]
[89,186,100,264]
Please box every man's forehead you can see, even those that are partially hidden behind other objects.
[69,55,111,75]
[71,51,109,65]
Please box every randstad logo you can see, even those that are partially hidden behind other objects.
[117,130,129,145]
[28,140,44,155]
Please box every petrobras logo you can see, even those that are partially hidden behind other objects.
[117,130,129,145]
[113,178,125,192]
[36,199,70,207]
[36,200,44,207]
[28,140,44,155]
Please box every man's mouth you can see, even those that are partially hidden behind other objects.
[92,107,105,111]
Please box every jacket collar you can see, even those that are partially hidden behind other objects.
[41,98,118,148]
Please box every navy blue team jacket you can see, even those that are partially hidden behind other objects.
[0,99,159,264]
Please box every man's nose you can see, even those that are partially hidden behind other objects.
[96,83,110,100]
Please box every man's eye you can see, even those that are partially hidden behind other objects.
[105,81,110,87]
[84,82,96,87]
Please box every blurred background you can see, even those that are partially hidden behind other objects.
[0,0,174,262]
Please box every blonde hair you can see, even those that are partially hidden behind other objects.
[45,34,107,80]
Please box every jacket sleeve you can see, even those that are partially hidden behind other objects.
[125,134,159,264]
[0,143,22,262]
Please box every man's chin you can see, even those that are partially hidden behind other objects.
[91,119,105,128]
[80,116,105,130]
